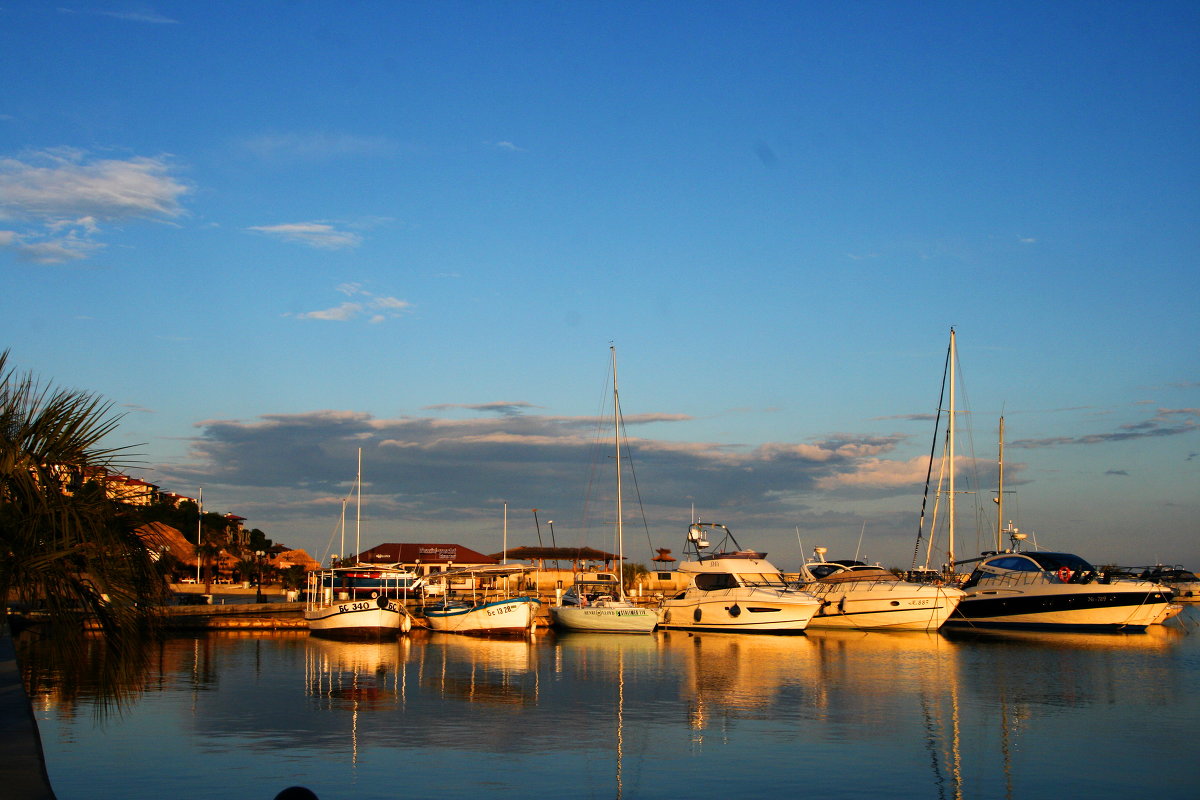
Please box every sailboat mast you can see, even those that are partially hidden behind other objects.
[996,416,1005,552]
[339,497,346,565]
[612,345,625,599]
[355,446,362,564]
[947,328,956,573]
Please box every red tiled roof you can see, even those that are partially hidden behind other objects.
[354,543,499,565]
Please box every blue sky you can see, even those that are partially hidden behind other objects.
[2,1,1197,571]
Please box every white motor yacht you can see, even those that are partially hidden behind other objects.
[659,522,821,634]
[946,547,1172,631]
[795,548,964,631]
[1137,565,1200,602]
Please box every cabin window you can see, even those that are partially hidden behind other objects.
[987,556,1039,572]
[657,572,673,581]
[695,573,738,590]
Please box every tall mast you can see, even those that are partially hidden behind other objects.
[996,416,1005,551]
[355,447,362,564]
[947,328,956,572]
[612,345,625,599]
[339,497,346,565]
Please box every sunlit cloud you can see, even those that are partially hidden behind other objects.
[153,407,924,537]
[0,148,188,263]
[288,284,411,323]
[247,221,362,249]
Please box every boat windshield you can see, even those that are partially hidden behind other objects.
[1026,553,1096,573]
[694,573,740,590]
[738,572,787,587]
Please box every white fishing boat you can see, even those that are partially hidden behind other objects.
[304,449,417,638]
[659,522,821,633]
[795,548,964,631]
[304,566,411,638]
[550,346,658,634]
[422,563,541,636]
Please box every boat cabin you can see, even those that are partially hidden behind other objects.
[963,551,1098,588]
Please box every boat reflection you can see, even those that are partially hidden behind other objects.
[305,635,411,711]
[420,631,541,706]
[941,621,1190,650]
[550,632,661,800]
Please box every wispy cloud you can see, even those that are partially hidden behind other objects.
[247,222,362,250]
[424,402,543,417]
[289,283,411,323]
[489,141,526,152]
[242,132,398,160]
[58,6,180,24]
[1011,408,1199,449]
[0,148,188,263]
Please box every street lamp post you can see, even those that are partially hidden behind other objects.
[254,550,265,603]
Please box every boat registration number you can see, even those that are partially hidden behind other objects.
[486,604,517,616]
[338,600,397,613]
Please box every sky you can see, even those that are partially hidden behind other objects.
[2,1,1197,572]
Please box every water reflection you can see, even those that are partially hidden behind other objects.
[420,631,541,706]
[21,612,1200,800]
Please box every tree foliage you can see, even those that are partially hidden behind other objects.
[0,350,165,649]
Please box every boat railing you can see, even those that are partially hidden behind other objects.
[800,577,911,594]
[971,570,1057,589]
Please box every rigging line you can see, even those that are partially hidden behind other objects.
[913,337,952,570]
[952,342,988,558]
[578,358,614,545]
[618,407,656,561]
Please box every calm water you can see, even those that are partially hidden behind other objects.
[22,608,1200,800]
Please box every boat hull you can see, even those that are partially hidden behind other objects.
[659,589,819,633]
[424,597,540,635]
[946,582,1171,631]
[550,603,658,633]
[304,597,404,639]
[802,584,964,631]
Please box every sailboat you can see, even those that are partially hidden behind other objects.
[304,450,420,638]
[916,330,1172,631]
[550,347,658,633]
